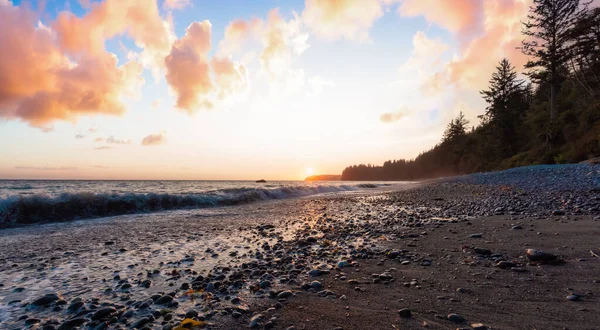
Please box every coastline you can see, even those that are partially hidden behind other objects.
[0,166,598,329]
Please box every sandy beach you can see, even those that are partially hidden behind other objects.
[0,166,599,330]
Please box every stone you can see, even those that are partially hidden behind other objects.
[92,307,117,320]
[398,308,411,318]
[277,291,293,299]
[310,281,322,290]
[249,314,263,328]
[57,318,87,330]
[526,249,557,263]
[471,323,487,330]
[32,294,60,306]
[447,313,465,323]
[567,294,580,301]
[496,261,517,269]
[155,295,173,305]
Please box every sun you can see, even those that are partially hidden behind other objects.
[305,167,314,176]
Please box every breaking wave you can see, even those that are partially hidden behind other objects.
[0,184,382,227]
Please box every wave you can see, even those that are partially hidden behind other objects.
[0,183,381,227]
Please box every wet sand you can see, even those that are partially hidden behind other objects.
[0,180,598,330]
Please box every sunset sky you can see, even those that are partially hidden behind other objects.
[0,0,537,180]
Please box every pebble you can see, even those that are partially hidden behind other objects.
[32,293,60,306]
[447,313,465,323]
[92,307,117,320]
[398,308,412,318]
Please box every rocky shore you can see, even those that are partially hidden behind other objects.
[0,165,598,330]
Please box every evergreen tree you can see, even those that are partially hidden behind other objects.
[521,0,590,129]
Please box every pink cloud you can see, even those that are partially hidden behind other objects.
[0,1,145,130]
[302,0,388,41]
[165,21,214,111]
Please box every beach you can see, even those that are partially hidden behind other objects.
[0,165,599,329]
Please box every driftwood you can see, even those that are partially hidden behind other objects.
[590,250,600,259]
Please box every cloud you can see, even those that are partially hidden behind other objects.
[93,165,110,168]
[75,133,85,139]
[53,0,174,75]
[165,21,214,111]
[106,136,131,144]
[406,0,531,93]
[302,0,393,41]
[163,0,191,10]
[88,128,97,133]
[15,166,76,171]
[380,111,406,123]
[94,137,104,142]
[141,132,166,146]
[211,57,249,100]
[399,0,483,42]
[94,146,112,150]
[0,1,145,130]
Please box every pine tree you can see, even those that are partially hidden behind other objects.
[480,59,523,122]
[443,112,469,142]
[521,0,590,128]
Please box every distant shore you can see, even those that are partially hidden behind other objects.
[0,165,598,330]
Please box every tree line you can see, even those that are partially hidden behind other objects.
[342,0,600,181]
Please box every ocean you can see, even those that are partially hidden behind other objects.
[0,180,392,226]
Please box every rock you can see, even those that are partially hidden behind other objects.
[552,210,565,216]
[277,291,293,299]
[387,251,400,258]
[474,247,491,255]
[526,249,557,263]
[398,308,412,318]
[185,310,198,318]
[447,313,465,323]
[468,233,483,238]
[496,261,517,269]
[32,293,60,306]
[337,261,349,268]
[132,317,150,329]
[308,269,322,277]
[92,307,117,320]
[260,280,271,289]
[471,323,487,330]
[58,318,87,330]
[567,294,580,301]
[155,295,173,305]
[249,314,263,327]
[310,281,322,290]
[206,282,215,292]
[511,225,523,230]
[255,179,267,183]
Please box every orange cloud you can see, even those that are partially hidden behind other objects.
[380,111,405,123]
[399,0,483,41]
[53,0,173,75]
[211,57,248,100]
[0,1,143,129]
[218,18,263,56]
[165,21,214,111]
[412,0,531,93]
[302,0,387,41]
[141,132,166,146]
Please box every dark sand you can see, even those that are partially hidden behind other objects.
[259,215,600,330]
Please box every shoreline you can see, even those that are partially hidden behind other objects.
[0,167,598,329]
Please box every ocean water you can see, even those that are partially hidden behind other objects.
[0,180,393,226]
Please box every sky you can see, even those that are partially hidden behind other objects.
[0,0,537,180]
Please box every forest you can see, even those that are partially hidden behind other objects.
[342,0,600,181]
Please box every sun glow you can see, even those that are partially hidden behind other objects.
[305,167,314,177]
